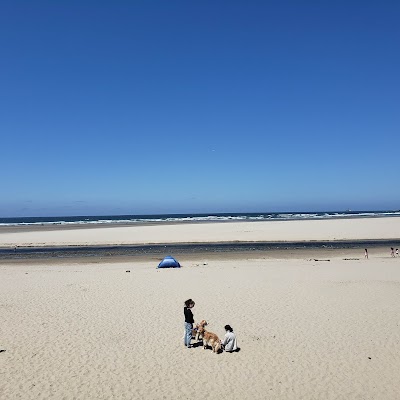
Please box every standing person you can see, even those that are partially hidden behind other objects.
[184,299,195,348]
[364,249,368,259]
[391,248,395,258]
[396,249,399,257]
[221,325,238,353]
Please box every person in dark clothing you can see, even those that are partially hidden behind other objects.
[184,299,195,348]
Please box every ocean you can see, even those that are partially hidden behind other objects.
[1,210,399,227]
[1,211,400,260]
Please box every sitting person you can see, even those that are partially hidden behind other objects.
[221,325,238,352]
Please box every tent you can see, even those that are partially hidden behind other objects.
[157,256,181,268]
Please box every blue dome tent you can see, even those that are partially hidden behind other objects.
[158,256,181,268]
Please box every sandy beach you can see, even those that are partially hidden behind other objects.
[1,218,400,399]
[1,217,400,248]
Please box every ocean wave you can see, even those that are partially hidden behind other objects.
[1,211,400,227]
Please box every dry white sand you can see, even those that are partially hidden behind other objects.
[1,217,400,247]
[1,253,400,400]
[1,218,400,399]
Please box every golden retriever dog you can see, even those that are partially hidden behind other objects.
[195,320,207,341]
[188,320,207,343]
[203,329,222,353]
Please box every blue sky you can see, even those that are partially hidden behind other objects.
[1,1,399,217]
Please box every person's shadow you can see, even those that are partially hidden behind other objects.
[224,347,241,353]
[234,347,241,352]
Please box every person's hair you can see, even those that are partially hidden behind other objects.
[224,325,233,332]
[184,299,195,307]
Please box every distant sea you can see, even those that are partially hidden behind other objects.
[1,210,400,260]
[1,210,400,227]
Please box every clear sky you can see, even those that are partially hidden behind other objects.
[1,1,399,217]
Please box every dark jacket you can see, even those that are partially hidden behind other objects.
[184,307,194,324]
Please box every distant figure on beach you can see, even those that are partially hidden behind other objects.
[184,299,195,348]
[391,248,395,257]
[221,325,238,352]
[396,249,399,257]
[364,249,368,259]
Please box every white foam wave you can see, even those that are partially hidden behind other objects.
[1,211,400,227]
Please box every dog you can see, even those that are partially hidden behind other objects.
[185,320,207,344]
[202,327,222,353]
[195,320,207,341]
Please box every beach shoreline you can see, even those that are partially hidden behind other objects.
[0,217,399,250]
[1,216,400,399]
[1,213,399,234]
